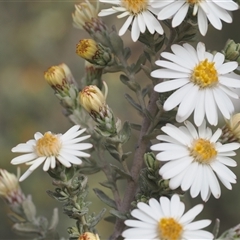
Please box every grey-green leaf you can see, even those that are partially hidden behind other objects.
[93,188,117,209]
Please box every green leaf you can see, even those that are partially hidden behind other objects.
[48,208,59,232]
[123,47,131,60]
[104,215,116,224]
[89,208,106,228]
[125,94,142,112]
[119,121,131,144]
[93,188,117,209]
[12,222,40,237]
[99,181,115,190]
[122,151,132,161]
[109,30,124,55]
[142,85,151,98]
[120,75,140,92]
[105,144,121,161]
[22,197,36,222]
[132,53,146,74]
[111,164,132,180]
[78,166,101,175]
[109,209,127,220]
[130,123,141,131]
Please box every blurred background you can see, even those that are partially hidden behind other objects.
[0,1,240,239]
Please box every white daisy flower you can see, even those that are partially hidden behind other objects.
[151,120,240,202]
[151,42,240,127]
[98,0,163,42]
[11,125,93,182]
[151,0,239,36]
[122,194,213,240]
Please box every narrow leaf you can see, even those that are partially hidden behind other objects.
[93,188,117,209]
[110,164,132,180]
[125,94,142,112]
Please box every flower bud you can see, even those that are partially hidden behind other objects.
[0,169,25,205]
[144,152,160,171]
[222,113,240,143]
[79,85,106,114]
[73,0,99,30]
[44,63,75,91]
[223,39,240,64]
[78,232,100,240]
[76,39,112,66]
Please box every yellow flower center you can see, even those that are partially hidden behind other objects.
[122,0,148,14]
[190,138,217,164]
[76,39,98,60]
[36,132,62,157]
[158,217,183,240]
[191,59,218,89]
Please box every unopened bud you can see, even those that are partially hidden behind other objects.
[0,169,25,205]
[223,39,240,64]
[78,232,100,240]
[44,63,75,91]
[76,39,112,66]
[222,113,240,143]
[79,85,106,114]
[73,0,99,30]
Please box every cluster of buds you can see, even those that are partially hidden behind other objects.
[0,169,25,206]
[222,113,240,143]
[76,39,113,66]
[79,85,118,137]
[223,39,240,65]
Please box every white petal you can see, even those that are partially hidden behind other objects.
[180,204,203,225]
[185,219,212,230]
[119,15,133,36]
[11,153,38,164]
[163,83,193,111]
[131,16,140,42]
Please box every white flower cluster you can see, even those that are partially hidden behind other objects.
[98,1,240,239]
[99,0,238,41]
